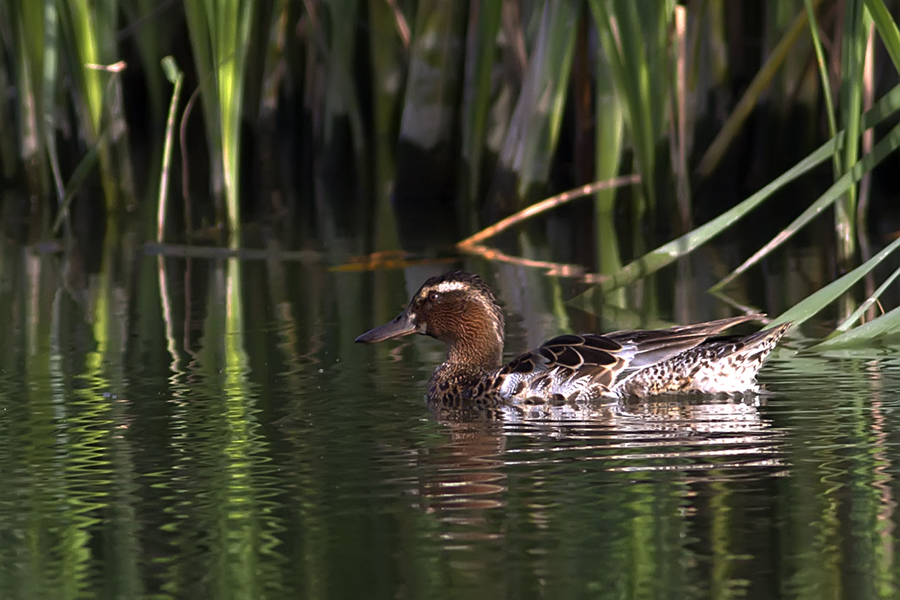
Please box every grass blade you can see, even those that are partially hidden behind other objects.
[592,5,625,278]
[569,81,900,302]
[495,0,578,204]
[575,133,836,299]
[696,3,816,178]
[832,264,900,333]
[589,0,674,209]
[10,0,48,189]
[811,306,900,348]
[183,0,255,245]
[57,0,136,211]
[804,0,838,146]
[834,0,867,265]
[863,0,900,72]
[768,235,900,329]
[714,118,900,290]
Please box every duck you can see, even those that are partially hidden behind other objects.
[356,271,790,405]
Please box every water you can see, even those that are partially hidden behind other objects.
[0,248,898,599]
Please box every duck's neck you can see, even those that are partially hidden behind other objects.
[443,303,504,370]
[446,341,503,370]
[429,334,503,404]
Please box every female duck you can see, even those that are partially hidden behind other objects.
[356,271,790,405]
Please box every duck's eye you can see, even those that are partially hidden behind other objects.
[428,292,441,303]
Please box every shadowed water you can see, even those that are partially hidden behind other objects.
[0,247,898,599]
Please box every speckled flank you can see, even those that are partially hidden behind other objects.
[612,324,790,398]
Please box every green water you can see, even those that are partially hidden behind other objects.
[0,248,898,600]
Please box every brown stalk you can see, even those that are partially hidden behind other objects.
[456,174,640,248]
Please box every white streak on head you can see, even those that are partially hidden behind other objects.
[432,280,468,293]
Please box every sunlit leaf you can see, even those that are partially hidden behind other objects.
[767,234,900,329]
[832,263,900,333]
[714,118,900,289]
[811,306,900,349]
[864,0,900,72]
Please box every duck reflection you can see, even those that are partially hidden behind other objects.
[414,419,507,516]
[429,392,770,431]
[415,393,783,539]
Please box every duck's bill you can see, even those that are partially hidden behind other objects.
[355,312,418,343]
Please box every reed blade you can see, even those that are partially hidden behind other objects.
[813,306,900,349]
[831,264,900,334]
[589,0,674,210]
[569,82,900,303]
[592,13,624,281]
[458,0,503,225]
[835,0,868,266]
[863,0,900,70]
[157,57,184,243]
[715,118,900,290]
[770,235,900,329]
[495,0,578,205]
[57,0,136,211]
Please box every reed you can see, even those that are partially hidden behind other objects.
[58,0,136,212]
[770,234,900,330]
[695,4,816,179]
[157,57,184,243]
[836,0,867,266]
[5,0,50,197]
[591,4,625,280]
[458,0,503,227]
[572,81,900,304]
[494,0,578,205]
[183,0,255,248]
[589,0,674,214]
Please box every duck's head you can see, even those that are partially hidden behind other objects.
[356,271,505,368]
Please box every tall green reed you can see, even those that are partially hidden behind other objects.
[573,83,900,301]
[57,0,135,212]
[458,0,503,229]
[589,0,674,216]
[4,0,51,196]
[494,0,578,206]
[591,8,624,282]
[183,0,255,248]
[836,0,868,266]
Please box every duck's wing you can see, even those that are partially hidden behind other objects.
[495,333,628,401]
[495,316,764,401]
[604,315,761,374]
